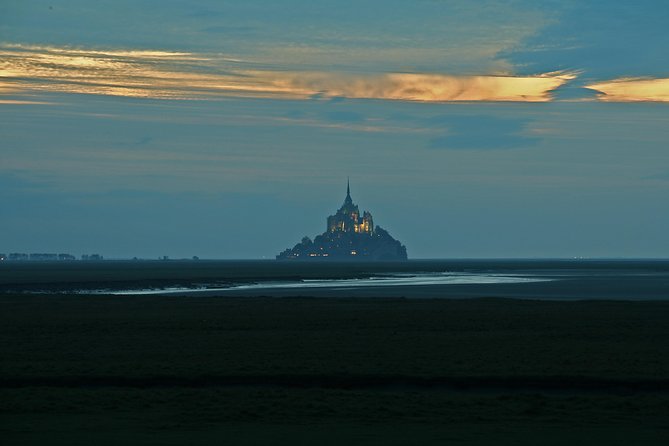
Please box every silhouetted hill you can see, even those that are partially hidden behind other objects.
[277,226,407,261]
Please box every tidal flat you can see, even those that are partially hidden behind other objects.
[1,294,669,445]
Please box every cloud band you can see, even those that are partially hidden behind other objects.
[0,44,573,103]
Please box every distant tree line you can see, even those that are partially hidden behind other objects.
[0,253,103,261]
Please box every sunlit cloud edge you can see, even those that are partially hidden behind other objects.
[586,77,669,102]
[0,43,584,104]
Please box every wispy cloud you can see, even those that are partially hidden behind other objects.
[266,71,575,102]
[0,43,574,103]
[586,78,669,102]
[427,115,539,150]
[0,99,53,105]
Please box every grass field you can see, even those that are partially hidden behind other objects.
[1,294,669,444]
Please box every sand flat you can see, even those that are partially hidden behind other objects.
[1,294,668,444]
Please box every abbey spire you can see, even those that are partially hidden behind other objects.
[344,177,352,205]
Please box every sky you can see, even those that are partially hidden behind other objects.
[1,0,669,259]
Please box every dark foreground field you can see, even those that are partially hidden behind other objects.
[1,295,669,445]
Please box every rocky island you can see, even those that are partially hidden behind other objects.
[277,181,408,261]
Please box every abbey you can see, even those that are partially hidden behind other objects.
[327,182,374,234]
[277,181,407,261]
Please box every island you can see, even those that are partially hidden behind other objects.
[277,181,408,260]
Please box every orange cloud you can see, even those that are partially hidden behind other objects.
[0,99,52,105]
[265,71,574,102]
[587,78,669,102]
[0,44,573,103]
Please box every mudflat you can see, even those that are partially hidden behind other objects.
[1,294,668,445]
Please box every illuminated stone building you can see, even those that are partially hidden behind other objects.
[326,181,374,234]
[277,181,407,261]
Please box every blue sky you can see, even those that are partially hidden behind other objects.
[2,1,669,258]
